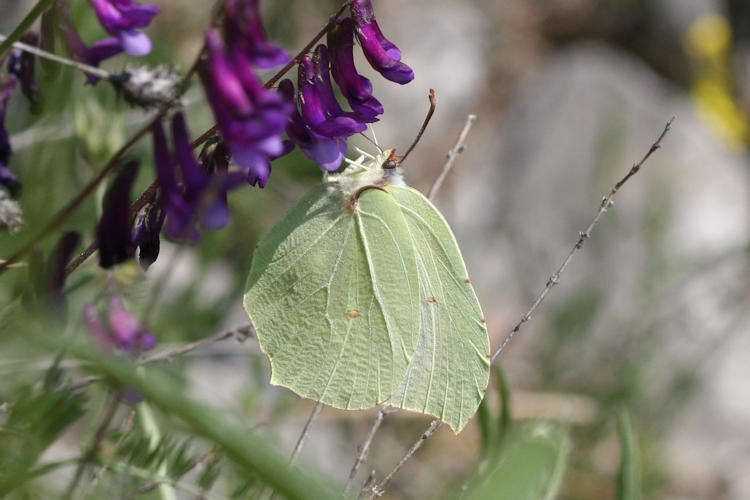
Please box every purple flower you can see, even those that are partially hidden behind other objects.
[84,297,156,355]
[200,29,292,186]
[328,18,383,120]
[152,113,244,241]
[223,0,290,69]
[8,32,42,112]
[132,201,164,269]
[58,1,124,84]
[172,112,238,231]
[98,160,138,268]
[350,0,414,84]
[280,79,347,171]
[298,51,366,138]
[89,0,160,56]
[152,116,198,242]
[0,74,21,198]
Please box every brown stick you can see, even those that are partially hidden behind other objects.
[427,114,477,200]
[343,407,393,494]
[491,117,673,362]
[365,420,442,500]
[289,401,325,465]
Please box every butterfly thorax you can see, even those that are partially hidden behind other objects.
[324,148,406,202]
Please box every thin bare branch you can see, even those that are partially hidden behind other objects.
[365,420,442,499]
[140,323,253,364]
[491,117,673,362]
[0,33,112,79]
[290,401,325,465]
[63,392,122,500]
[427,114,477,199]
[366,118,674,498]
[68,324,254,391]
[343,407,394,494]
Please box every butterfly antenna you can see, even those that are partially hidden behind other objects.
[398,88,436,166]
[358,129,382,154]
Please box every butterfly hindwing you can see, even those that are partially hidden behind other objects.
[387,185,491,433]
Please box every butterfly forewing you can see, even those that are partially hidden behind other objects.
[244,186,421,409]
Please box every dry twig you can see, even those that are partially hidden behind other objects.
[427,114,477,199]
[365,118,674,498]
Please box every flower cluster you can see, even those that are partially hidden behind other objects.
[57,0,159,83]
[153,112,245,243]
[280,0,413,171]
[199,0,413,184]
[74,0,413,270]
[84,297,156,355]
[200,0,293,188]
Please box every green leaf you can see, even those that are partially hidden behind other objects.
[496,366,512,441]
[386,186,490,433]
[617,409,641,500]
[58,340,339,500]
[0,389,85,495]
[464,421,571,500]
[244,149,490,433]
[244,185,420,409]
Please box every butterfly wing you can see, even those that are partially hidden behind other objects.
[387,185,491,433]
[244,186,421,409]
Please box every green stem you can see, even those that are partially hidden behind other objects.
[0,0,56,58]
[136,400,177,500]
[106,461,229,500]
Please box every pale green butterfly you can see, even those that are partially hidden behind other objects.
[243,145,490,433]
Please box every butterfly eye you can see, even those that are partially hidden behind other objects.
[383,159,399,170]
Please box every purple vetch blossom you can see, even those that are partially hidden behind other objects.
[350,0,414,84]
[298,52,366,138]
[84,297,156,354]
[58,1,125,84]
[0,74,21,198]
[200,29,292,186]
[223,0,290,69]
[327,17,383,120]
[152,113,245,241]
[280,78,347,171]
[8,32,42,111]
[89,0,160,56]
[83,296,156,404]
[98,160,139,268]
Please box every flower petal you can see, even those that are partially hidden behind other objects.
[98,160,138,268]
[328,18,383,120]
[351,0,414,84]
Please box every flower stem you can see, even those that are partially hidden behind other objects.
[0,32,111,79]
